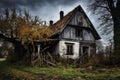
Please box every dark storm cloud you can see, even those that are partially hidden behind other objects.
[0,0,79,9]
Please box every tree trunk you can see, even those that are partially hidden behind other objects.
[113,21,120,64]
[113,7,120,64]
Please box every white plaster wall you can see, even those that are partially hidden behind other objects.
[58,40,79,59]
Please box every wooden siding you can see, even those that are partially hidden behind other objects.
[59,10,95,41]
[83,30,95,40]
[60,26,95,41]
[69,11,90,27]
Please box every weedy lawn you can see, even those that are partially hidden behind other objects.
[0,58,120,80]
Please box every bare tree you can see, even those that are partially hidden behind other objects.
[88,0,120,64]
[0,8,52,65]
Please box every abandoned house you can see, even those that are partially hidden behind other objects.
[35,5,101,60]
[48,5,101,59]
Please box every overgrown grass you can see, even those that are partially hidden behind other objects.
[0,58,6,61]
[0,58,120,80]
[21,66,120,79]
[0,58,36,80]
[19,66,85,78]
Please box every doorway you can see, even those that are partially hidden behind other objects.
[82,46,89,56]
[80,45,90,63]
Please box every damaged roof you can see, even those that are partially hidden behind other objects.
[50,5,101,40]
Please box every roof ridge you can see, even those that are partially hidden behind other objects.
[50,5,101,40]
[50,5,81,32]
[52,5,81,24]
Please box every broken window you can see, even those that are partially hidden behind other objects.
[65,43,74,55]
[76,29,83,37]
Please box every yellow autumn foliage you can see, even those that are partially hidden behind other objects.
[18,23,53,44]
[0,8,54,45]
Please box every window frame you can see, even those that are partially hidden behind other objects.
[75,28,83,37]
[65,43,74,55]
[81,45,90,57]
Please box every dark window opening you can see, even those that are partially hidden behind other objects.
[65,43,74,55]
[76,29,83,37]
[83,46,89,56]
[81,46,89,63]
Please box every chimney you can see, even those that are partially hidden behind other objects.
[49,20,53,26]
[60,11,64,20]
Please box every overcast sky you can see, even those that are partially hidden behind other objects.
[0,0,110,43]
[0,0,91,22]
